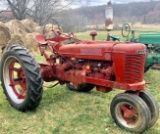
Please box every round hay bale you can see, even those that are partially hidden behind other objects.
[43,24,63,39]
[21,19,39,33]
[5,19,30,35]
[0,21,11,49]
[24,32,39,51]
[34,26,43,33]
[8,34,24,46]
[44,24,53,33]
[44,24,63,33]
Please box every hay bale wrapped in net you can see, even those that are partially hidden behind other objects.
[24,32,39,51]
[21,19,39,33]
[8,34,24,46]
[0,21,11,50]
[5,19,30,35]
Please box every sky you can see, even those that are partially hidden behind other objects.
[0,0,158,10]
[70,0,158,8]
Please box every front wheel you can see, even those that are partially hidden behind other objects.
[1,45,43,111]
[110,93,151,133]
[139,91,159,128]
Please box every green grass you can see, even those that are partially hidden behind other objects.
[1,69,160,134]
[75,30,138,41]
[76,31,123,40]
[1,36,160,133]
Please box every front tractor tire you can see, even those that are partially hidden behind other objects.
[1,45,43,112]
[110,93,151,133]
[139,91,159,128]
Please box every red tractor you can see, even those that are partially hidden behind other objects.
[0,28,159,133]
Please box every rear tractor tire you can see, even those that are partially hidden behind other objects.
[1,45,43,112]
[110,93,151,133]
[66,82,94,92]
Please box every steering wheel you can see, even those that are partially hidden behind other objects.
[42,19,81,44]
[42,19,63,40]
[121,23,131,37]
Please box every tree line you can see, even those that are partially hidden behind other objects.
[0,0,160,32]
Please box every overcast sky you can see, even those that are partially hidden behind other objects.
[0,0,158,10]
[88,0,155,4]
[70,0,158,8]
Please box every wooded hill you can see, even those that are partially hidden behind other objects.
[74,1,160,23]
[0,1,160,32]
[58,1,160,32]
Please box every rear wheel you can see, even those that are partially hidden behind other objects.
[66,82,94,92]
[110,93,151,133]
[1,45,43,111]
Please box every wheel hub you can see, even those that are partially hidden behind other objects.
[120,104,138,124]
[8,59,27,99]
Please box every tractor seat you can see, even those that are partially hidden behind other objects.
[110,34,120,41]
[34,34,47,44]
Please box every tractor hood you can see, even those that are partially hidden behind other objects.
[58,41,146,61]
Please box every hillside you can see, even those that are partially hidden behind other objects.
[0,1,160,32]
[58,1,160,32]
[73,1,160,23]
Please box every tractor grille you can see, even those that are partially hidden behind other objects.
[125,54,145,83]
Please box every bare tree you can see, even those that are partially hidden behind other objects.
[5,0,30,20]
[4,0,74,25]
[30,0,74,25]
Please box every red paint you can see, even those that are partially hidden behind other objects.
[9,59,26,99]
[34,31,146,92]
[120,104,138,124]
[90,30,97,40]
[80,48,102,55]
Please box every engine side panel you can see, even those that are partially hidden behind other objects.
[59,43,114,61]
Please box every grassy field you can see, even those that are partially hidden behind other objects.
[0,61,160,134]
[76,31,122,40]
[75,30,138,41]
[0,32,160,134]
